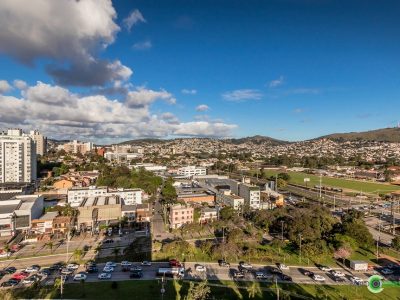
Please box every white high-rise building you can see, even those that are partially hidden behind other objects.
[0,129,37,183]
[29,130,47,156]
[177,166,207,177]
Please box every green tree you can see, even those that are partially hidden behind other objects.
[73,249,83,261]
[219,207,235,221]
[391,236,400,251]
[184,280,211,300]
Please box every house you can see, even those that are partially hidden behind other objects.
[53,179,74,190]
[199,207,218,224]
[31,211,59,234]
[52,215,73,236]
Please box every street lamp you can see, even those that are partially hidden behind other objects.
[298,234,302,264]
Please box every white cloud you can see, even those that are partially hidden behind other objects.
[13,79,27,90]
[125,87,176,108]
[133,40,152,50]
[269,76,284,88]
[222,89,263,102]
[0,0,131,86]
[181,89,197,95]
[0,80,12,93]
[123,9,146,32]
[173,122,237,137]
[196,104,210,112]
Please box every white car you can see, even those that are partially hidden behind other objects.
[195,265,206,272]
[103,266,114,273]
[278,264,289,271]
[105,262,117,268]
[319,266,332,272]
[25,266,40,273]
[98,272,112,279]
[67,264,79,270]
[312,274,326,282]
[141,261,152,266]
[239,262,253,269]
[381,268,393,275]
[121,261,132,267]
[73,273,87,281]
[350,276,364,285]
[331,270,345,277]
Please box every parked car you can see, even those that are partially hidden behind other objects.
[98,272,112,279]
[277,263,289,271]
[67,264,79,270]
[254,272,270,280]
[239,262,253,269]
[4,267,17,274]
[12,272,29,280]
[312,274,326,282]
[169,259,181,267]
[105,262,117,268]
[121,261,132,267]
[1,279,20,287]
[60,268,74,275]
[350,276,364,285]
[218,260,230,267]
[86,266,98,273]
[73,273,87,281]
[281,274,292,282]
[23,275,41,284]
[103,266,114,273]
[130,271,143,278]
[195,265,206,272]
[299,268,314,277]
[38,268,51,276]
[381,268,394,275]
[232,271,245,278]
[330,270,345,277]
[104,239,114,244]
[318,265,332,272]
[141,261,152,266]
[130,265,143,272]
[25,265,40,273]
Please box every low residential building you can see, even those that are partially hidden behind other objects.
[136,204,151,223]
[260,188,284,209]
[220,193,244,210]
[121,205,136,223]
[67,186,143,207]
[199,207,218,224]
[239,183,260,210]
[169,204,194,229]
[131,163,167,173]
[177,166,207,177]
[61,140,93,154]
[52,215,73,236]
[76,195,122,231]
[177,188,215,205]
[53,179,74,190]
[0,195,44,236]
[31,211,59,234]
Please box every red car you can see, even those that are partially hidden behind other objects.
[169,259,181,267]
[12,271,29,280]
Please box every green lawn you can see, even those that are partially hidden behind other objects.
[3,280,399,300]
[263,170,400,194]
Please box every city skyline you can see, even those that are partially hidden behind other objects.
[1,0,400,143]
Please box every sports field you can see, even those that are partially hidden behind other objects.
[263,170,400,194]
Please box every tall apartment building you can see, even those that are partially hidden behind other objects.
[0,129,37,183]
[62,140,93,154]
[238,183,260,210]
[177,166,207,177]
[29,130,47,156]
[169,204,194,229]
[67,186,143,207]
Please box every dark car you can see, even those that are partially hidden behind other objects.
[4,266,17,274]
[267,267,282,274]
[2,279,20,287]
[38,268,51,276]
[86,266,98,273]
[0,270,6,279]
[299,268,314,277]
[218,259,230,267]
[232,270,245,278]
[50,263,64,271]
[281,274,292,282]
[129,271,143,278]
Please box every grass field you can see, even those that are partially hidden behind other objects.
[263,170,400,194]
[3,280,399,300]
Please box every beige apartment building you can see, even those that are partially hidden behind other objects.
[169,204,194,229]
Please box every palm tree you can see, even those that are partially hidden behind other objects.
[73,249,83,262]
[112,248,121,261]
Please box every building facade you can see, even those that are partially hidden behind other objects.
[169,204,194,229]
[29,130,47,156]
[177,166,207,177]
[0,129,37,183]
[238,183,261,210]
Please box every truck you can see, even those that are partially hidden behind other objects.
[156,267,184,278]
[350,260,368,271]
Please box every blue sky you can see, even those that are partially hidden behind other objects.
[0,0,400,142]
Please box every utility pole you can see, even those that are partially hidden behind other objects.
[281,220,284,241]
[298,234,302,264]
[275,276,279,300]
[319,175,322,200]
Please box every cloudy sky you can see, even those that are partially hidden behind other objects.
[1,0,400,142]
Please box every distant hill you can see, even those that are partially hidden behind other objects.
[119,138,168,145]
[227,135,289,145]
[318,127,400,142]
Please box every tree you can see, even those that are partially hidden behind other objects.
[112,248,121,260]
[194,207,201,223]
[334,246,352,264]
[277,178,287,188]
[219,207,235,221]
[247,282,262,299]
[73,249,83,261]
[278,172,291,181]
[46,242,54,254]
[184,280,210,300]
[392,236,400,251]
